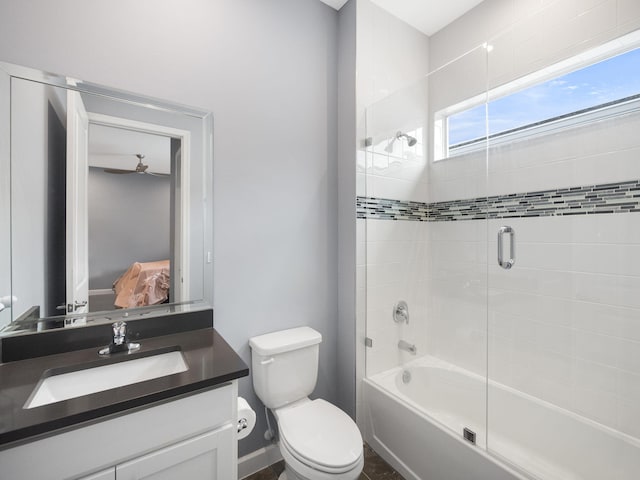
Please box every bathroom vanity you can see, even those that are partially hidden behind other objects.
[0,313,248,480]
[3,387,236,480]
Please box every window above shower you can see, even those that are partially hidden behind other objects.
[433,30,640,161]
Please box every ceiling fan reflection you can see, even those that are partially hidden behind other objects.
[103,154,169,177]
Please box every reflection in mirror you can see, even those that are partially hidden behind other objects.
[88,125,173,313]
[0,63,212,334]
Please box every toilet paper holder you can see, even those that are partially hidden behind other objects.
[238,417,249,433]
[236,396,256,440]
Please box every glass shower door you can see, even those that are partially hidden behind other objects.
[362,44,491,448]
[485,26,640,480]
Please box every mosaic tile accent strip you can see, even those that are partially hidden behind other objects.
[356,197,430,221]
[357,180,640,222]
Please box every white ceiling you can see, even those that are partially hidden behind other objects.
[318,0,484,36]
[88,124,171,175]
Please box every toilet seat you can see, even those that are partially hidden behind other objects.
[276,399,363,474]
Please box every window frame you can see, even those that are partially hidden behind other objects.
[433,30,640,161]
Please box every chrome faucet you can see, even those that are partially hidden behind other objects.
[398,340,417,355]
[99,321,140,355]
[113,321,127,346]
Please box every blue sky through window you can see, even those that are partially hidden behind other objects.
[448,47,640,147]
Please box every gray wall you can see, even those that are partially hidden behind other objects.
[336,0,357,418]
[88,168,170,290]
[0,0,339,457]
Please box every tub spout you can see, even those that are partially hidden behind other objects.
[398,340,416,355]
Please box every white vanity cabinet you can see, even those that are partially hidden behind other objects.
[115,423,234,480]
[76,423,234,480]
[0,383,238,480]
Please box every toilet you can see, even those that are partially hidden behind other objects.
[249,327,364,480]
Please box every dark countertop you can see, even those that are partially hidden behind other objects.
[0,328,249,449]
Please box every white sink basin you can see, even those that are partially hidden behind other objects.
[24,350,188,409]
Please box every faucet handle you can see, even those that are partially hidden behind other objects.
[393,301,409,324]
[112,321,127,345]
[99,321,139,356]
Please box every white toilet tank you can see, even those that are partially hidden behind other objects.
[249,327,322,409]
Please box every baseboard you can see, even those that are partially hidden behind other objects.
[238,444,283,479]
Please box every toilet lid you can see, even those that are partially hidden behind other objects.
[277,399,363,471]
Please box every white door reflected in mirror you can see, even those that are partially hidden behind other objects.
[66,91,89,316]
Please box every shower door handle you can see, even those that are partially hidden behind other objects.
[497,226,515,270]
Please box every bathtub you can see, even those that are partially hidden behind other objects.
[363,356,640,480]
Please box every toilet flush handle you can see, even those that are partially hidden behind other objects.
[260,357,275,365]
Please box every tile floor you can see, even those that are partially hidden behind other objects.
[243,444,405,480]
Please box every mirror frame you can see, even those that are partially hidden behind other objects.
[0,60,213,334]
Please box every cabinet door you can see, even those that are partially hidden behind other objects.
[116,424,234,480]
[77,467,116,480]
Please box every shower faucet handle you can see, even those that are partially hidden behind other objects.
[393,300,409,324]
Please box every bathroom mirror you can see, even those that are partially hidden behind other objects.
[0,61,213,334]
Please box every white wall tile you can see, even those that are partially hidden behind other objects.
[356,241,366,266]
[368,175,429,203]
[574,330,621,368]
[356,265,366,291]
[618,370,640,404]
[356,172,366,196]
[619,0,640,23]
[362,219,429,375]
[574,302,640,341]
[366,218,418,242]
[513,315,573,355]
[574,358,618,395]
[572,386,618,427]
[618,400,640,439]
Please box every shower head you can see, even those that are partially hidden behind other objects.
[396,131,417,147]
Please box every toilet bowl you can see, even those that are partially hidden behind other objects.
[275,399,363,480]
[249,327,364,480]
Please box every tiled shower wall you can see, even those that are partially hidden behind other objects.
[487,214,640,439]
[355,0,430,419]
[363,116,640,438]
[361,218,429,376]
[360,0,640,439]
[360,93,430,375]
